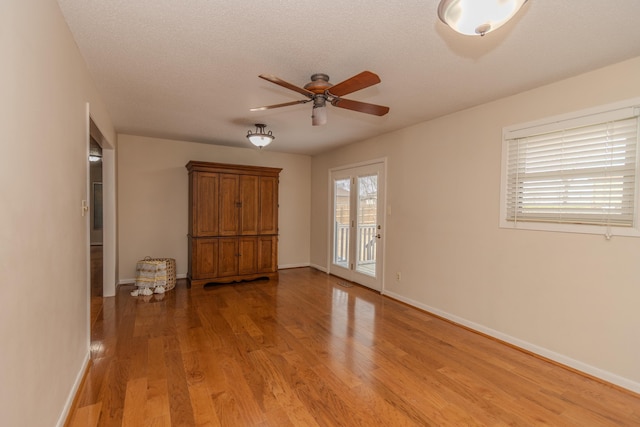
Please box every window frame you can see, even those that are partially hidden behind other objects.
[499,98,640,237]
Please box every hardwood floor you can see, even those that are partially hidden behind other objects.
[91,245,103,297]
[90,245,104,328]
[67,267,640,426]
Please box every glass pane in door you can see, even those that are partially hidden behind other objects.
[333,178,350,268]
[356,174,377,277]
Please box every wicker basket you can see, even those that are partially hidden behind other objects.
[136,257,176,291]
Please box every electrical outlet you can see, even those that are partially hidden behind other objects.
[396,272,401,281]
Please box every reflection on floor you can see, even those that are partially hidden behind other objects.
[90,245,103,327]
[91,245,103,296]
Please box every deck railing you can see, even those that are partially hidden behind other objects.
[334,223,377,265]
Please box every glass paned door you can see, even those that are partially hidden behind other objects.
[330,162,385,291]
[333,178,350,268]
[356,174,377,277]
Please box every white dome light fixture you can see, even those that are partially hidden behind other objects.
[438,0,528,36]
[246,123,274,148]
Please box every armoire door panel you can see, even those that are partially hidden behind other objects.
[257,236,277,272]
[259,176,278,235]
[219,174,239,236]
[238,237,258,275]
[193,172,219,236]
[218,238,239,277]
[240,175,259,235]
[194,238,218,278]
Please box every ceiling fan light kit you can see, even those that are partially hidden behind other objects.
[250,71,389,126]
[246,123,274,148]
[438,0,528,36]
[312,105,328,126]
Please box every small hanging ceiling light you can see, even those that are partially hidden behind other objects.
[438,0,528,36]
[246,123,274,148]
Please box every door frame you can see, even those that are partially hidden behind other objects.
[327,158,387,292]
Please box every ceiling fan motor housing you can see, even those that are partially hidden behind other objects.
[304,74,332,93]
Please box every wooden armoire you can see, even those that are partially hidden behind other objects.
[186,161,281,287]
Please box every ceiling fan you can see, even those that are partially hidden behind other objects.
[250,71,390,126]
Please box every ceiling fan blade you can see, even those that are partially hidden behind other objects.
[250,99,310,111]
[326,71,381,97]
[332,98,389,116]
[258,74,315,97]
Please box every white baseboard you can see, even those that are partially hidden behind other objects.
[121,266,331,281]
[119,273,187,286]
[278,263,330,273]
[56,351,90,427]
[382,290,640,394]
[309,263,328,273]
[121,267,332,281]
[278,262,310,270]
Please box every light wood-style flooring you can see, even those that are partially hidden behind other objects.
[91,245,103,298]
[68,267,640,426]
[90,245,104,328]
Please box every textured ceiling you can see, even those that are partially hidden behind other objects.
[57,1,640,155]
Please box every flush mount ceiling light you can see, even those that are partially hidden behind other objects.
[438,0,528,36]
[246,123,274,148]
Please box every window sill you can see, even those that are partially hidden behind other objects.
[499,219,640,238]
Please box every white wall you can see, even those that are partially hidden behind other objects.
[311,56,640,392]
[0,1,115,426]
[117,135,311,282]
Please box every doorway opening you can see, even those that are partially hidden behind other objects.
[88,129,104,325]
[87,115,116,335]
[89,136,103,292]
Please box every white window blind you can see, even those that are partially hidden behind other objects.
[504,108,639,227]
